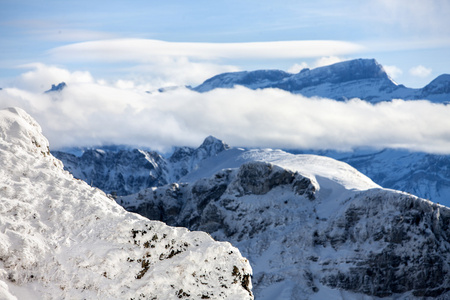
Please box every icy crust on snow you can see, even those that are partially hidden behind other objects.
[0,107,253,299]
[121,151,450,299]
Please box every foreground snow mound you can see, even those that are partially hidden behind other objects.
[0,107,253,299]
[121,149,450,299]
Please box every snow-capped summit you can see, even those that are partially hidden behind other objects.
[193,58,450,103]
[0,107,253,299]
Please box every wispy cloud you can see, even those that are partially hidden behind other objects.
[2,65,450,154]
[383,65,403,80]
[48,39,365,62]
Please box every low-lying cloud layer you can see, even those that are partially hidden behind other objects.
[1,65,450,154]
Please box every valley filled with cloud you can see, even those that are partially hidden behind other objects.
[2,63,450,154]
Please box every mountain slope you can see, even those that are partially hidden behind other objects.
[193,58,450,103]
[0,107,253,299]
[120,148,450,299]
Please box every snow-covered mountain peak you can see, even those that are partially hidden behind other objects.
[422,74,450,95]
[0,108,253,299]
[198,135,230,156]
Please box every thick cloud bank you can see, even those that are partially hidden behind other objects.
[1,66,450,154]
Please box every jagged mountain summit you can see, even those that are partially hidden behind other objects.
[119,147,450,299]
[0,107,253,299]
[193,58,450,103]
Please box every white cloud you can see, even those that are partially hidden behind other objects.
[48,39,364,62]
[383,65,403,79]
[45,39,363,88]
[13,63,94,92]
[313,56,344,68]
[409,65,432,78]
[2,65,450,154]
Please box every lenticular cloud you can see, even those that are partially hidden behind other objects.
[1,68,450,154]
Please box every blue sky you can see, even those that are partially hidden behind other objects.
[1,0,450,88]
[1,0,450,154]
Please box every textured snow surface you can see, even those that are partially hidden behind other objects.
[0,107,253,299]
[121,147,450,299]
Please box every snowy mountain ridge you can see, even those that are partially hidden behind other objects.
[54,137,450,207]
[0,107,253,299]
[193,58,450,103]
[120,145,450,299]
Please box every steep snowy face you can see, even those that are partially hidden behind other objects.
[121,151,450,299]
[0,107,253,299]
[192,58,450,103]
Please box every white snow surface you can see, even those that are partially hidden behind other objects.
[0,107,253,299]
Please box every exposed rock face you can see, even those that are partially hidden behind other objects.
[120,156,450,299]
[318,191,450,298]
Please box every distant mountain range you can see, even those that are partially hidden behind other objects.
[192,58,450,103]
